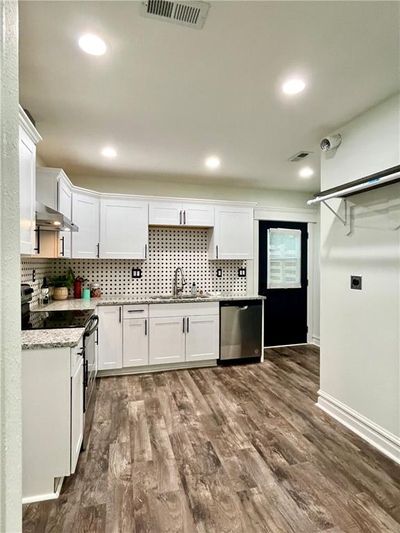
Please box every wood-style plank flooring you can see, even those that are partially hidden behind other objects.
[23,345,400,532]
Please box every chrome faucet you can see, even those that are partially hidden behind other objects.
[173,267,187,296]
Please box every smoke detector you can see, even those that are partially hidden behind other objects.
[288,151,312,162]
[141,1,210,29]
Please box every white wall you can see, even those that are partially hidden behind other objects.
[319,94,400,457]
[0,0,22,531]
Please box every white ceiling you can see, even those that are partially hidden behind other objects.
[19,1,399,192]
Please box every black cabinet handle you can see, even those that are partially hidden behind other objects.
[60,236,65,257]
[216,245,219,259]
[182,317,185,333]
[179,210,182,225]
[119,307,122,323]
[183,210,186,225]
[145,319,148,336]
[186,317,189,333]
[144,244,148,259]
[96,242,100,258]
[34,228,41,254]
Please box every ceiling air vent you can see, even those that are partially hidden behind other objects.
[288,151,312,162]
[141,1,210,29]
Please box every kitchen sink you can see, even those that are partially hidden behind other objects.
[150,294,210,300]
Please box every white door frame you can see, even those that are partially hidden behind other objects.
[252,206,319,347]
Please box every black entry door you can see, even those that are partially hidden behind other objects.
[259,221,308,347]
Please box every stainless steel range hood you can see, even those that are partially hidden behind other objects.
[36,202,79,232]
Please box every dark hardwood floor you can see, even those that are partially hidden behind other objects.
[23,345,400,532]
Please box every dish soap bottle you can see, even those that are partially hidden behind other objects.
[191,282,197,296]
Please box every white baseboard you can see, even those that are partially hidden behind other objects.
[317,390,400,465]
[312,335,320,346]
[22,477,64,504]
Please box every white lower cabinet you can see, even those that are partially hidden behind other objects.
[70,357,83,474]
[185,315,219,362]
[123,318,149,367]
[97,303,220,372]
[97,306,123,370]
[149,316,186,364]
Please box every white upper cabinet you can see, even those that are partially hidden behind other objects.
[149,201,214,227]
[209,206,254,260]
[71,191,100,258]
[100,197,148,259]
[19,107,41,255]
[184,203,214,227]
[149,201,181,226]
[58,175,72,258]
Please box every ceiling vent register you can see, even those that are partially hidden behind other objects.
[288,151,312,162]
[141,0,210,29]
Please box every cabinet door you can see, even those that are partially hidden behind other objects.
[19,127,36,255]
[213,206,253,259]
[185,315,219,362]
[100,198,148,259]
[58,176,72,258]
[149,316,185,364]
[71,191,100,258]
[149,202,182,226]
[70,357,83,474]
[183,203,214,227]
[97,306,123,370]
[123,318,149,367]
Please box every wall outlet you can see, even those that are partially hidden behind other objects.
[132,267,142,279]
[350,275,362,290]
[238,267,247,278]
[216,268,223,278]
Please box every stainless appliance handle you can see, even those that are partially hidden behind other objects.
[84,315,99,338]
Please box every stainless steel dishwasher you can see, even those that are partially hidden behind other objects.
[220,300,263,360]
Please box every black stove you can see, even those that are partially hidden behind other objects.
[22,309,94,330]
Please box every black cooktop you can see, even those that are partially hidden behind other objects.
[22,310,94,330]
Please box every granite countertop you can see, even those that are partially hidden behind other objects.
[22,328,85,351]
[23,293,265,350]
[32,293,265,312]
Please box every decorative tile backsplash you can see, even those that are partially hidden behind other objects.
[21,258,53,306]
[22,227,247,301]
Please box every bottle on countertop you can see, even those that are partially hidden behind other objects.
[191,282,197,296]
[41,277,49,305]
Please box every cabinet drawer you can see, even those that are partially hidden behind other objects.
[149,302,219,318]
[123,304,149,319]
[70,336,84,376]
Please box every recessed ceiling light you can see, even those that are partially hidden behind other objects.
[282,78,306,95]
[205,156,221,170]
[101,146,117,158]
[78,33,107,56]
[299,166,314,178]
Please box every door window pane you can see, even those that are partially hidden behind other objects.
[267,228,301,289]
